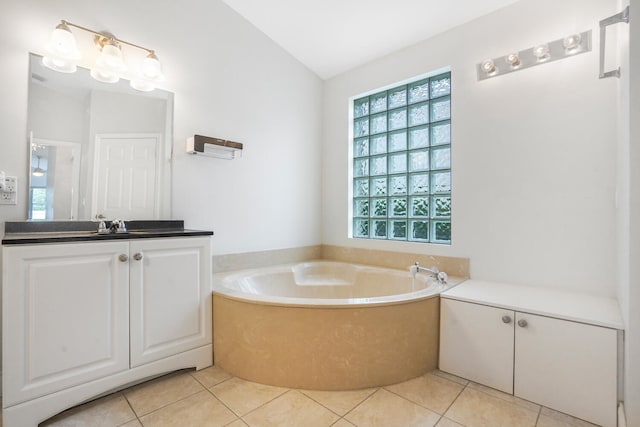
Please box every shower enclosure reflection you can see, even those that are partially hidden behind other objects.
[27,53,173,220]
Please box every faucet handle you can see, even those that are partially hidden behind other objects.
[97,220,109,234]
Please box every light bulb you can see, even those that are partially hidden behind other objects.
[481,59,496,75]
[42,56,77,73]
[563,34,582,52]
[533,44,550,61]
[90,68,120,83]
[130,79,156,92]
[505,53,521,68]
[96,39,126,72]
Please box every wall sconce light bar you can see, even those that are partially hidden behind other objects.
[476,30,592,81]
[187,135,244,160]
[43,19,165,91]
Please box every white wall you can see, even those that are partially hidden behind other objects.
[323,0,620,297]
[621,0,640,423]
[0,0,323,255]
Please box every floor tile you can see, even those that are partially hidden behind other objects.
[225,419,249,427]
[191,365,233,388]
[536,407,599,427]
[123,371,205,416]
[467,382,540,412]
[119,420,142,427]
[301,388,377,416]
[40,392,136,426]
[385,372,464,414]
[332,419,356,427]
[139,390,237,427]
[435,417,464,427]
[243,390,340,427]
[432,370,470,386]
[445,387,539,427]
[345,389,441,427]
[210,377,288,416]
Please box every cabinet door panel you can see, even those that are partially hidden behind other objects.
[129,237,211,367]
[2,242,130,406]
[440,298,514,393]
[514,312,617,427]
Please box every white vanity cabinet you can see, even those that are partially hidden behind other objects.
[440,281,622,427]
[2,236,212,427]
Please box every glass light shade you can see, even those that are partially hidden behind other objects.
[42,56,77,73]
[141,53,164,81]
[32,167,45,177]
[130,79,156,92]
[45,23,80,60]
[96,40,126,72]
[90,68,120,83]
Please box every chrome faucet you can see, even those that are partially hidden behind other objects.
[411,262,448,285]
[108,219,128,234]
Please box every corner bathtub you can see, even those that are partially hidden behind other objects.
[213,261,462,390]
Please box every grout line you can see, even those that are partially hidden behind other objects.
[125,372,207,418]
[121,392,144,426]
[229,387,292,419]
[340,388,381,420]
[299,388,378,419]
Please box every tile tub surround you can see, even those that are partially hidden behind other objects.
[213,244,469,278]
[36,367,599,427]
[321,245,469,278]
[213,294,440,390]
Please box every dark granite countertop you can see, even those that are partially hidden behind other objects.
[2,220,213,245]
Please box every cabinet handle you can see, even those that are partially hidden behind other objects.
[501,315,512,324]
[517,319,528,328]
[119,254,129,262]
[133,252,143,261]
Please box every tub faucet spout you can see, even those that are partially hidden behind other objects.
[411,262,448,285]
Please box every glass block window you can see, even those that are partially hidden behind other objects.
[352,72,451,244]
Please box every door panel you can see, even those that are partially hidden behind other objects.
[440,298,515,393]
[514,312,617,427]
[93,134,159,220]
[2,242,129,406]
[129,238,211,367]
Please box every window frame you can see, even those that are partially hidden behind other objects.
[349,69,452,244]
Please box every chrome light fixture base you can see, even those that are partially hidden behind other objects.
[476,30,592,81]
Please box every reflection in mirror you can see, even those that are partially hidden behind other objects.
[27,53,173,221]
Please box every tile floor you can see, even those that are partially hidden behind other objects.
[26,367,598,427]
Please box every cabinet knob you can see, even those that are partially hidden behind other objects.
[518,319,528,328]
[502,315,512,324]
[119,254,129,262]
[133,252,143,261]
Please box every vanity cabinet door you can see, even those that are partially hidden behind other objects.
[2,241,130,407]
[439,298,515,393]
[514,312,618,427]
[129,237,211,367]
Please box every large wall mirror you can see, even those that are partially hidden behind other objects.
[27,53,173,221]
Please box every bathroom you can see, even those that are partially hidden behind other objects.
[1,0,639,425]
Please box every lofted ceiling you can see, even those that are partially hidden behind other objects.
[223,0,522,79]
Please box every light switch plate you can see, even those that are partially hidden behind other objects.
[0,176,17,205]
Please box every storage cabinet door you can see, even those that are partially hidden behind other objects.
[440,298,515,393]
[2,241,130,406]
[129,237,211,367]
[514,312,618,427]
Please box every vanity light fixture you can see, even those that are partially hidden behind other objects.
[43,20,165,91]
[476,30,591,81]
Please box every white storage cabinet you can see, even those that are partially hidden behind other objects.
[440,280,622,427]
[2,236,212,427]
